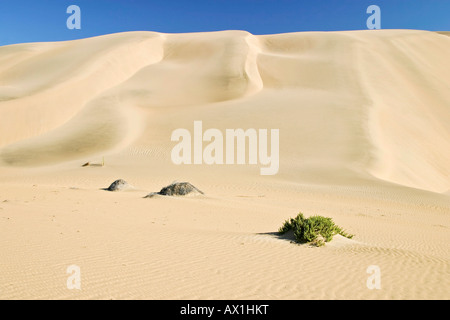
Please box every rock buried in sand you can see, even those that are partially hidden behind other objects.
[145,182,203,198]
[105,179,130,192]
[159,182,203,196]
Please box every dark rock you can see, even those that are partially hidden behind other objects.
[105,179,130,192]
[145,182,203,198]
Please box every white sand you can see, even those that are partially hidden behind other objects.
[0,30,449,299]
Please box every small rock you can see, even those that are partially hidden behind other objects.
[105,179,130,192]
[145,182,203,198]
[159,182,203,196]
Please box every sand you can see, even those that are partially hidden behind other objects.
[0,29,449,300]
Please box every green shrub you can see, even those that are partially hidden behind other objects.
[278,213,353,246]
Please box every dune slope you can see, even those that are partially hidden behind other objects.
[1,30,449,192]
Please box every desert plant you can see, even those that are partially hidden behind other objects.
[278,212,353,246]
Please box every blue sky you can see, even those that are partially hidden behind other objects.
[0,0,449,46]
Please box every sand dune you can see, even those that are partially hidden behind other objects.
[0,30,449,300]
